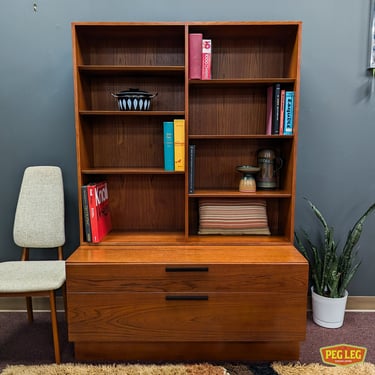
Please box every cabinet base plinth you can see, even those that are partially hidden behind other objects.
[74,341,301,362]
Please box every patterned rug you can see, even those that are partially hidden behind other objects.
[1,362,374,375]
[0,363,228,375]
[271,362,375,374]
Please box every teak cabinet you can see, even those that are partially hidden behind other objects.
[67,21,308,361]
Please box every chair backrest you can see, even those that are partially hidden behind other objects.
[13,166,65,248]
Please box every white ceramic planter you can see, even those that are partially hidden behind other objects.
[311,287,348,328]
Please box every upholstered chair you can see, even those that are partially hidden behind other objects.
[0,166,66,363]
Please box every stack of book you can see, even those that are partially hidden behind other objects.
[81,181,112,243]
[266,84,295,135]
[163,119,185,171]
[188,33,212,80]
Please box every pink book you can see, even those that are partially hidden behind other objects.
[189,33,203,79]
[201,39,212,80]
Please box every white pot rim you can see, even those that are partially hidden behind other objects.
[311,286,348,299]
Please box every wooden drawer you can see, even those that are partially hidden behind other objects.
[67,292,306,342]
[66,263,307,293]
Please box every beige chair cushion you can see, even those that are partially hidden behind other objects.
[0,261,65,293]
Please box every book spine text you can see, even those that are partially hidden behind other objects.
[174,119,185,171]
[279,89,286,135]
[283,91,295,135]
[271,83,281,135]
[163,121,174,171]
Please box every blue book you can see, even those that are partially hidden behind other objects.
[283,91,295,135]
[163,121,174,171]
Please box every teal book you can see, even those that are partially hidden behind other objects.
[283,91,295,135]
[163,121,174,171]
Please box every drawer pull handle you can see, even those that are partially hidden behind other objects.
[165,295,209,301]
[165,267,209,272]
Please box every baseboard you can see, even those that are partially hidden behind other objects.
[345,296,375,311]
[1,296,375,312]
[306,296,375,312]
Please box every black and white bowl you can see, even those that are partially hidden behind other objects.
[112,88,158,111]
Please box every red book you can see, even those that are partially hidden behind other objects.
[87,181,112,243]
[189,33,203,79]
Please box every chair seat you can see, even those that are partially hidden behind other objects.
[0,261,65,293]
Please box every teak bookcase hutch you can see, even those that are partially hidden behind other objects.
[66,21,308,361]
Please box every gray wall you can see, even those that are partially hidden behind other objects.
[1,0,375,296]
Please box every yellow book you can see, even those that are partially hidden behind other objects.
[173,119,185,171]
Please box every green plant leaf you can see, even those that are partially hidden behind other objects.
[295,199,375,299]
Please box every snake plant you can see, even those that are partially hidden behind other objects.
[295,199,375,298]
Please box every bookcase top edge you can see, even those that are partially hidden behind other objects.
[71,21,302,27]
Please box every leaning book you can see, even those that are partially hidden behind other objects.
[87,181,112,243]
[81,185,92,242]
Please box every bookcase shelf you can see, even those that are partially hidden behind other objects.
[79,110,185,116]
[82,168,185,175]
[93,230,290,246]
[190,189,292,197]
[68,21,308,362]
[189,134,294,139]
[71,21,301,243]
[79,65,185,74]
[189,78,296,85]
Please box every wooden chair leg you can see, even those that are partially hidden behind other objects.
[61,283,67,321]
[49,290,61,364]
[26,297,33,323]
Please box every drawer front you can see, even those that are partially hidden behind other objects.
[67,292,306,342]
[66,264,307,293]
